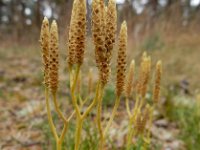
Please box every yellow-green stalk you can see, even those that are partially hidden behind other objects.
[67,1,86,149]
[68,1,103,150]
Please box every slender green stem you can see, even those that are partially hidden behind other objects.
[126,95,141,149]
[82,82,100,119]
[138,97,145,112]
[131,95,141,126]
[97,87,104,150]
[70,65,83,150]
[126,97,131,118]
[52,93,68,124]
[68,111,76,121]
[73,81,100,150]
[45,87,59,141]
[52,92,72,150]
[126,118,135,150]
[60,124,68,144]
[126,119,132,149]
[104,96,121,136]
[70,65,81,119]
[56,139,62,150]
[72,65,81,91]
[75,118,83,150]
[78,95,83,106]
[98,136,105,150]
[96,96,120,149]
[80,97,88,108]
[71,66,101,150]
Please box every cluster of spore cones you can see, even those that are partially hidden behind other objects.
[40,0,162,150]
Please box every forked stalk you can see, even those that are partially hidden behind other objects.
[70,65,81,150]
[71,65,101,150]
[45,87,71,150]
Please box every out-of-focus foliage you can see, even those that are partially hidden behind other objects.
[1,0,200,36]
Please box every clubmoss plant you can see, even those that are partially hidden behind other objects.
[40,0,162,149]
[125,55,162,149]
[40,18,74,150]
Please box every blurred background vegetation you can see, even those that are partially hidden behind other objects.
[1,0,200,89]
[1,0,200,150]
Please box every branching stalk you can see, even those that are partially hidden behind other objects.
[82,82,100,119]
[71,66,101,150]
[45,87,72,150]
[52,93,68,124]
[126,95,140,149]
